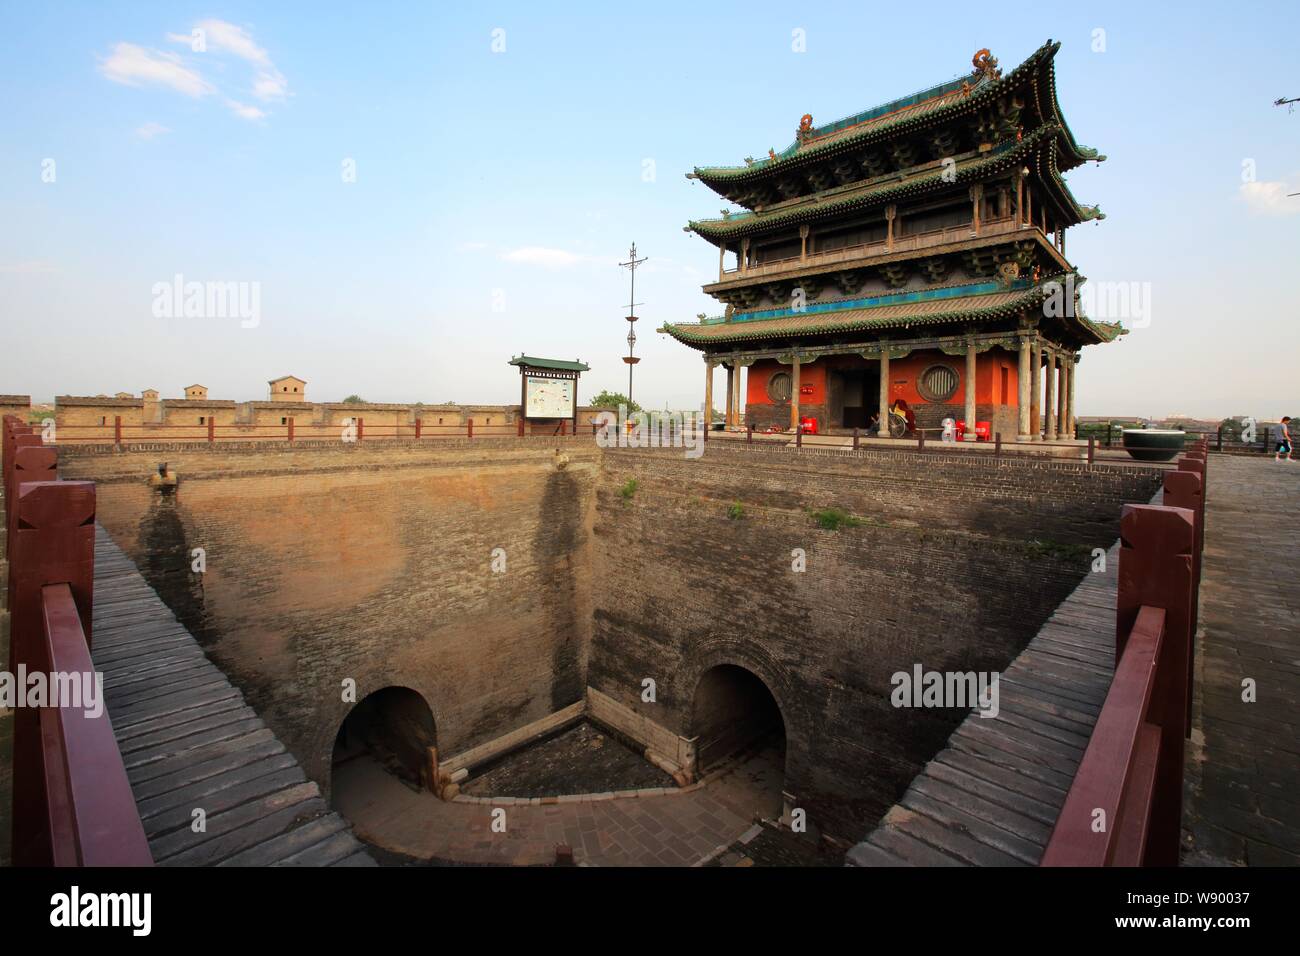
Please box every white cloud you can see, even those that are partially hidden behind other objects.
[100,21,288,127]
[135,121,170,140]
[500,247,597,268]
[170,19,290,102]
[99,42,212,97]
[458,241,490,252]
[224,99,267,122]
[1240,180,1300,216]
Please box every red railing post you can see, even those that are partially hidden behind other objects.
[795,423,802,449]
[8,480,95,866]
[208,417,215,444]
[415,418,423,440]
[1163,466,1204,728]
[1043,503,1196,868]
[994,432,1002,458]
[517,417,524,437]
[747,423,753,444]
[1088,436,1096,464]
[113,415,122,447]
[287,417,295,443]
[1115,503,1195,865]
[467,418,473,439]
[852,427,859,450]
[357,417,364,442]
[6,444,56,563]
[560,420,567,436]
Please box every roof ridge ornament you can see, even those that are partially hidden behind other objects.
[972,48,1002,80]
[796,113,814,144]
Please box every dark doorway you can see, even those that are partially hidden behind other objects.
[689,665,786,774]
[332,686,436,792]
[829,367,879,430]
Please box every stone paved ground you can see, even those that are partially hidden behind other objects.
[460,720,671,798]
[334,742,786,866]
[1183,456,1300,866]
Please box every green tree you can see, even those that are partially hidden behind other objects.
[589,390,641,414]
[341,394,366,404]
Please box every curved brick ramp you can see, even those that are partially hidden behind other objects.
[92,526,374,866]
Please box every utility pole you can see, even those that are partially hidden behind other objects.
[619,242,647,406]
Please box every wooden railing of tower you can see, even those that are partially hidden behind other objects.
[2,413,153,867]
[714,216,1067,283]
[1041,438,1208,867]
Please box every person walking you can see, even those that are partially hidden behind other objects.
[1276,416,1293,462]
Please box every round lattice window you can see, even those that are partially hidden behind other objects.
[767,371,793,402]
[917,364,959,402]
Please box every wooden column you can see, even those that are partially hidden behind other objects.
[799,224,809,261]
[963,341,978,441]
[1045,350,1058,440]
[740,239,750,274]
[1029,337,1042,439]
[733,362,744,427]
[885,205,896,251]
[703,360,714,432]
[724,362,735,426]
[790,357,802,431]
[969,183,983,236]
[718,243,726,281]
[1026,184,1033,228]
[1058,357,1070,438]
[1017,334,1032,441]
[1067,354,1078,437]
[877,351,890,437]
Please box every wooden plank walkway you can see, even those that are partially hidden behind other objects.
[848,537,1125,866]
[92,526,375,866]
[1182,456,1300,865]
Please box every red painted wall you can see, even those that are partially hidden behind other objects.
[746,359,827,406]
[741,349,1018,410]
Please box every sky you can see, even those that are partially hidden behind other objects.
[1,1,1297,420]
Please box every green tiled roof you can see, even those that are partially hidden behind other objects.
[509,355,590,372]
[658,273,1123,348]
[687,124,1100,243]
[692,40,1103,190]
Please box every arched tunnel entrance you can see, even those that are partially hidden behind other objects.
[689,665,786,814]
[332,686,436,794]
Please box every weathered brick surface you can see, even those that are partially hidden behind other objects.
[60,440,600,794]
[59,439,1161,841]
[588,445,1161,841]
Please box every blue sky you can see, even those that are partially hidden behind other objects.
[1,1,1296,418]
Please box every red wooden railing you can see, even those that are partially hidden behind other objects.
[2,413,153,866]
[40,417,598,445]
[1041,438,1208,866]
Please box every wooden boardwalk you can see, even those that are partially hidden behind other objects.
[92,526,375,866]
[848,538,1123,866]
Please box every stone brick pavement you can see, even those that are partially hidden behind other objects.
[1182,456,1300,866]
[333,743,785,866]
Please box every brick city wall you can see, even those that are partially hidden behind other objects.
[59,439,1161,840]
[59,438,601,794]
[588,445,1162,841]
